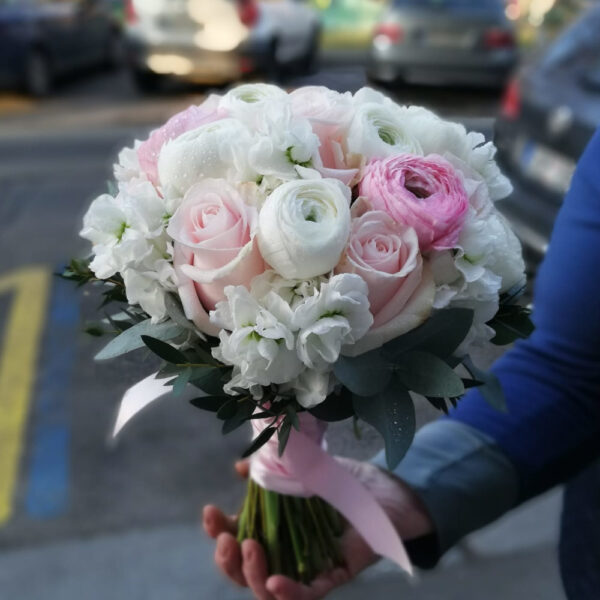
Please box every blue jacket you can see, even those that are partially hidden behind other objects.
[375,128,600,582]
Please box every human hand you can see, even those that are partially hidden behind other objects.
[202,458,433,600]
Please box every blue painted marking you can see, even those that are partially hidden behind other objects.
[25,276,79,518]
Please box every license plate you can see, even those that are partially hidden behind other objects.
[425,31,471,48]
[517,139,576,195]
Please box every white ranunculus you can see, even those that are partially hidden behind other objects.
[347,101,422,159]
[293,273,373,372]
[251,270,326,310]
[219,83,289,126]
[402,106,512,201]
[157,119,253,196]
[257,179,352,279]
[114,141,145,185]
[289,85,353,125]
[210,286,304,391]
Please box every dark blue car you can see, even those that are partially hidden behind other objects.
[0,0,123,95]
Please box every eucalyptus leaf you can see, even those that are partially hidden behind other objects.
[489,308,534,346]
[333,352,392,396]
[278,420,292,457]
[141,335,187,364]
[309,388,355,422]
[190,367,228,395]
[353,382,415,470]
[217,398,239,421]
[383,308,474,360]
[396,351,465,398]
[165,293,198,333]
[189,396,230,412]
[242,426,277,458]
[222,400,255,434]
[95,319,183,360]
[462,356,507,412]
[171,367,192,397]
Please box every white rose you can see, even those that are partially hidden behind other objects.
[210,286,304,391]
[290,85,353,125]
[347,101,422,159]
[293,273,373,372]
[157,119,253,196]
[257,179,352,279]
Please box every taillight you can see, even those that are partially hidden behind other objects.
[238,0,260,28]
[125,0,138,25]
[501,79,521,120]
[374,23,404,45]
[484,28,515,49]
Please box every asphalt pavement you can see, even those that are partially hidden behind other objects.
[0,66,564,600]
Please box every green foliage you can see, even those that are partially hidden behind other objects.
[462,356,507,412]
[333,352,392,396]
[242,426,277,458]
[395,351,465,398]
[353,381,415,470]
[488,304,534,346]
[141,335,187,364]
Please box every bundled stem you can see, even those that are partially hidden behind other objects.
[237,480,345,583]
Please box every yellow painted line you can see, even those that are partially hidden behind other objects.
[0,267,50,525]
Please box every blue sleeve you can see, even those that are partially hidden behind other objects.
[449,128,600,501]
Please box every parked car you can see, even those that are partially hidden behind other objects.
[124,0,320,92]
[494,5,600,266]
[367,0,518,88]
[0,0,124,96]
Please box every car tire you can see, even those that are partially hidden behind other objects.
[131,68,163,93]
[24,51,52,97]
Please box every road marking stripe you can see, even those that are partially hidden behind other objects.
[25,278,79,518]
[0,267,50,526]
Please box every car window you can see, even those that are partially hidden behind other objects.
[393,0,502,10]
[541,7,600,75]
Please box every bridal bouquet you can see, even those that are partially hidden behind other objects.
[65,83,532,582]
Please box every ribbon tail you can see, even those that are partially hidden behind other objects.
[112,372,174,438]
[285,430,413,576]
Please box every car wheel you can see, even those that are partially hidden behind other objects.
[25,51,52,97]
[104,31,125,70]
[131,68,163,93]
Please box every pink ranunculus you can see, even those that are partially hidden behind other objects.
[359,154,469,253]
[337,199,435,355]
[167,179,265,319]
[137,95,224,186]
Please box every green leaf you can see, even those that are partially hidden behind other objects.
[395,351,465,398]
[190,367,228,395]
[333,351,392,396]
[189,396,231,412]
[308,388,355,422]
[242,426,277,458]
[285,405,300,431]
[141,335,187,364]
[278,419,292,457]
[222,400,255,434]
[164,293,198,333]
[462,356,507,412]
[383,308,474,360]
[95,319,183,360]
[171,367,192,397]
[84,323,106,337]
[488,306,534,346]
[353,382,415,470]
[216,398,239,421]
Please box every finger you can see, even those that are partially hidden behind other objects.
[235,460,250,479]
[339,528,378,577]
[202,505,237,539]
[267,569,349,600]
[215,532,247,588]
[241,539,275,600]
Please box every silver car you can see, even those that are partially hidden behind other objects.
[368,0,518,88]
[124,0,320,91]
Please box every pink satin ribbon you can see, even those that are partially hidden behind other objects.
[250,413,413,575]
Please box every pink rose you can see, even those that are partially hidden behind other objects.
[359,154,469,253]
[137,95,223,186]
[337,199,435,355]
[289,86,358,186]
[167,179,265,331]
